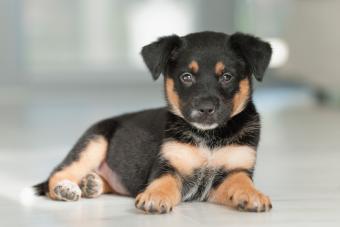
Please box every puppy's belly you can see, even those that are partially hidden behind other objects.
[96,162,130,196]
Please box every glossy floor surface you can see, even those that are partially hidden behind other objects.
[0,85,339,227]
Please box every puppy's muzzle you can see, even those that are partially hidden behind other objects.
[191,96,219,122]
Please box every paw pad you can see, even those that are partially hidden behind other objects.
[80,173,103,198]
[53,180,81,201]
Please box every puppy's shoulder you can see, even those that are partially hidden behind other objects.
[116,107,168,127]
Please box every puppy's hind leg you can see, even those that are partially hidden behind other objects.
[47,134,109,201]
[35,119,118,201]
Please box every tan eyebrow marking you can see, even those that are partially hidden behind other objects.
[188,60,199,73]
[215,61,225,75]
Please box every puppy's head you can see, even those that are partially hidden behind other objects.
[141,32,272,130]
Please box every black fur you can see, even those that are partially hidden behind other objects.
[141,35,183,80]
[163,102,260,149]
[229,32,272,81]
[33,181,48,196]
[34,31,271,201]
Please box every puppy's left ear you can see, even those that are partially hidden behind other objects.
[141,35,182,80]
[230,33,272,81]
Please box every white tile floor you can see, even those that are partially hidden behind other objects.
[1,86,340,226]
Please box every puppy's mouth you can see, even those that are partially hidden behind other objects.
[187,110,219,130]
[190,122,219,130]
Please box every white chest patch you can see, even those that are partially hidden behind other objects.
[161,141,256,175]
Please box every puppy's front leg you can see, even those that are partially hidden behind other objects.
[135,174,182,214]
[208,171,272,212]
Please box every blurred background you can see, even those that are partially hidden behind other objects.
[2,0,340,150]
[1,1,340,226]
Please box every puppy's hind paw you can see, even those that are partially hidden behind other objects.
[80,172,104,198]
[53,180,81,201]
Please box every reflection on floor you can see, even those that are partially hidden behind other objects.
[0,85,339,227]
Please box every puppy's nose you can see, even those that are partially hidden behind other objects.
[193,97,219,116]
[197,103,215,115]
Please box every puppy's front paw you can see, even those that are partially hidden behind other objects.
[228,186,272,212]
[135,190,175,214]
[53,180,81,201]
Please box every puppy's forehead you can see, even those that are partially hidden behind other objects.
[178,47,227,68]
[183,31,229,47]
[175,32,244,72]
[179,49,240,73]
[180,32,228,61]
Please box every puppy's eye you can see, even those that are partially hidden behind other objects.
[180,72,194,85]
[219,72,233,84]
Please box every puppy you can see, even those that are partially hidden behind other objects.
[34,31,272,214]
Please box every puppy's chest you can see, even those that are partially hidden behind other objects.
[161,140,256,201]
[162,143,226,201]
[162,142,234,174]
[182,145,223,168]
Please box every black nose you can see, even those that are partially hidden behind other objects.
[193,97,219,116]
[197,103,215,115]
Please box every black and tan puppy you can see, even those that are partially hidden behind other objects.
[34,31,272,213]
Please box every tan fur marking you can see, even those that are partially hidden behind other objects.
[215,61,225,75]
[48,136,108,200]
[161,141,205,175]
[188,60,199,73]
[165,78,183,117]
[162,142,256,175]
[210,145,256,170]
[231,79,250,117]
[135,174,181,213]
[208,172,272,212]
[102,178,113,193]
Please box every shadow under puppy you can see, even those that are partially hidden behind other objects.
[34,31,272,214]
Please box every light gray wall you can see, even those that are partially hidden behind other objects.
[1,0,340,91]
[0,0,23,84]
[281,0,340,91]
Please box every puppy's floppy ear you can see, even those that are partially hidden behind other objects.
[230,33,272,81]
[141,35,182,80]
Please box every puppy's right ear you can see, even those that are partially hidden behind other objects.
[141,35,182,80]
